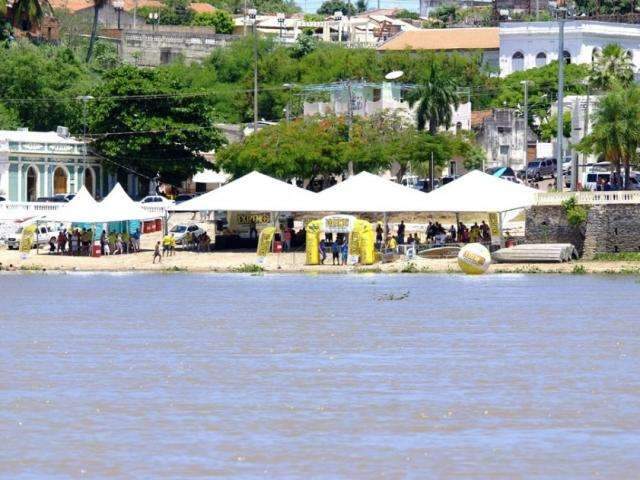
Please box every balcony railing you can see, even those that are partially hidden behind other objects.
[535,191,640,206]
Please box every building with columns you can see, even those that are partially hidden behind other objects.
[500,20,640,77]
[0,128,104,202]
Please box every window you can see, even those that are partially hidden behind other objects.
[499,145,510,155]
[535,52,547,67]
[160,49,173,65]
[53,167,68,195]
[512,51,524,72]
[563,50,571,65]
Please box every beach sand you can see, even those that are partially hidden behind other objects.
[1,235,639,275]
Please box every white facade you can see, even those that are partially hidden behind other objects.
[0,129,103,202]
[303,82,472,133]
[499,20,640,77]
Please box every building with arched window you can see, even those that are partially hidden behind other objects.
[499,20,640,78]
[0,127,104,202]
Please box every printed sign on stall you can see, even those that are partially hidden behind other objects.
[322,215,355,234]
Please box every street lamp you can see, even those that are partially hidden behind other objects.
[248,8,258,133]
[556,6,567,191]
[148,12,159,31]
[113,0,124,29]
[520,80,531,180]
[76,95,94,165]
[277,12,285,40]
[334,10,343,43]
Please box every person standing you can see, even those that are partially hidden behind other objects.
[375,223,383,248]
[341,240,349,266]
[100,230,107,255]
[153,241,162,264]
[162,233,172,256]
[331,240,340,266]
[319,239,327,264]
[284,228,292,252]
[397,220,405,244]
[131,228,141,252]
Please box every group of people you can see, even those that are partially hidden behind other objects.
[183,231,212,252]
[98,229,141,256]
[318,237,349,265]
[50,228,94,256]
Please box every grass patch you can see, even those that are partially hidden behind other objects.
[18,264,45,271]
[593,252,640,261]
[232,263,265,273]
[355,266,383,274]
[162,266,188,272]
[571,264,587,274]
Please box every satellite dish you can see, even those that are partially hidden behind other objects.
[385,70,404,81]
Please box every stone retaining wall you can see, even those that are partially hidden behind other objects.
[526,203,640,258]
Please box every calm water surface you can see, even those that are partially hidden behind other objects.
[1,273,639,479]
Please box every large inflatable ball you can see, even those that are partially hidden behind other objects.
[457,243,491,275]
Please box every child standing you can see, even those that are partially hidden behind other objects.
[153,241,162,263]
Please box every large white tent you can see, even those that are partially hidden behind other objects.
[99,183,158,222]
[316,171,430,212]
[45,186,101,223]
[419,170,538,213]
[170,171,320,212]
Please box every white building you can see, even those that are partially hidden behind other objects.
[500,20,640,77]
[0,128,103,202]
[303,82,472,133]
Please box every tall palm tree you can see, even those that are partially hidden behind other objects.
[86,0,107,62]
[6,0,45,32]
[578,86,640,189]
[590,43,635,91]
[406,65,459,134]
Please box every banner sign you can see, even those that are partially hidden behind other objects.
[488,212,502,246]
[234,212,271,225]
[322,215,355,234]
[19,225,37,253]
[256,226,276,260]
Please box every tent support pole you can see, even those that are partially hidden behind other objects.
[455,213,460,243]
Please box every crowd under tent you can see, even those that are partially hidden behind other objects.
[316,171,430,213]
[169,171,320,213]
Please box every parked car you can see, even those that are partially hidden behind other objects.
[169,223,205,245]
[583,172,640,191]
[139,195,174,207]
[174,193,196,204]
[52,193,75,202]
[6,223,62,250]
[525,158,557,180]
[0,195,6,202]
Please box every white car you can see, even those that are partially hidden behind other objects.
[169,223,205,245]
[139,195,174,207]
[6,223,63,250]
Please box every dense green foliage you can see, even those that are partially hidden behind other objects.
[407,64,460,133]
[394,9,419,20]
[317,0,356,16]
[191,10,234,33]
[88,66,227,184]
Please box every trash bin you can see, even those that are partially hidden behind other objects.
[92,244,101,257]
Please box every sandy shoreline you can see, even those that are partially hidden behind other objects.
[1,247,639,275]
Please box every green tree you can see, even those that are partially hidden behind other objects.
[191,10,234,33]
[433,4,458,23]
[290,29,317,58]
[355,0,367,13]
[394,9,420,19]
[86,0,107,62]
[317,0,355,16]
[88,65,227,184]
[406,64,460,134]
[539,112,571,142]
[0,103,19,129]
[590,43,635,92]
[7,0,45,31]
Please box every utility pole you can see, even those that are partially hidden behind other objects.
[77,95,94,165]
[429,151,435,193]
[556,7,566,191]
[243,0,247,36]
[521,80,530,180]
[347,80,354,176]
[536,0,539,20]
[249,8,258,133]
[576,81,591,191]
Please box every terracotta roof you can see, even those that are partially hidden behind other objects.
[50,0,162,12]
[378,27,499,51]
[471,109,493,129]
[189,2,216,13]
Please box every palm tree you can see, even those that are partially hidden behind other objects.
[86,0,108,62]
[5,0,46,32]
[406,65,459,134]
[590,43,635,91]
[578,86,640,189]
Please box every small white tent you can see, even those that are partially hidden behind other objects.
[170,171,320,212]
[45,186,101,223]
[99,183,158,222]
[419,170,537,213]
[317,171,430,212]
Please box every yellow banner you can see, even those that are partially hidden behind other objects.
[488,212,501,245]
[257,226,276,258]
[19,225,37,253]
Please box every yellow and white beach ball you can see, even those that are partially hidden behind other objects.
[457,243,491,275]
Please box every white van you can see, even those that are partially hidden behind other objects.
[6,223,62,250]
[583,171,640,191]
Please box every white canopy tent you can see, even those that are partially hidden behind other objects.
[44,186,101,223]
[316,171,430,212]
[192,169,229,185]
[99,183,158,222]
[170,171,320,212]
[419,170,538,213]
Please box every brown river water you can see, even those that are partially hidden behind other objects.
[1,273,639,479]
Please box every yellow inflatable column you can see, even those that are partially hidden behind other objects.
[306,220,321,265]
[359,221,376,265]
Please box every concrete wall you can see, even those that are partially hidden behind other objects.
[526,203,640,258]
[121,27,240,66]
